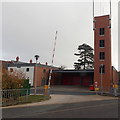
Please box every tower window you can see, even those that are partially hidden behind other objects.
[26,68,29,72]
[99,52,105,60]
[99,65,105,74]
[100,40,105,48]
[99,28,105,35]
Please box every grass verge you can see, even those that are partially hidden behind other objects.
[2,95,51,107]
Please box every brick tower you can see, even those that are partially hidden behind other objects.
[94,15,112,92]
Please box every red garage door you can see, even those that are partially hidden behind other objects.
[72,76,81,85]
[82,76,90,86]
[62,75,81,85]
[62,75,72,85]
[62,74,91,87]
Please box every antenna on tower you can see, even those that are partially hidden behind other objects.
[93,0,95,30]
[110,0,111,18]
[93,0,94,19]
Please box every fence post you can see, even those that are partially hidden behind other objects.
[0,90,2,107]
[26,89,28,102]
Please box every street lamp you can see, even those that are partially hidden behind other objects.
[100,64,104,95]
[34,55,39,62]
[34,55,39,95]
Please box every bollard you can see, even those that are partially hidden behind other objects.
[114,88,118,97]
[44,85,49,96]
[113,84,118,97]
[95,87,99,95]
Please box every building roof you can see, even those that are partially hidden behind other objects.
[112,66,118,72]
[94,15,109,18]
[52,69,94,73]
[0,60,14,69]
[7,62,58,69]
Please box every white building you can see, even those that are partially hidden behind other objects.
[8,65,34,86]
[8,63,35,86]
[7,62,58,87]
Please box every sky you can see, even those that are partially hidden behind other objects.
[0,0,119,70]
[118,2,120,70]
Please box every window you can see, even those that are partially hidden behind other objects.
[10,68,13,72]
[99,52,105,60]
[100,40,105,48]
[99,65,105,74]
[26,68,29,72]
[17,65,21,68]
[99,28,105,35]
[43,69,46,73]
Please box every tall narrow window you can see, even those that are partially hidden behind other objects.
[99,52,105,60]
[99,40,105,48]
[43,69,46,73]
[99,65,105,74]
[99,28,105,35]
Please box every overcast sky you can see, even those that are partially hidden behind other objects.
[1,0,119,70]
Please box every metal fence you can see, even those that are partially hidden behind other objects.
[30,87,44,95]
[1,89,29,107]
[0,87,46,107]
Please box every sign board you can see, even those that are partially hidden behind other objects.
[44,85,49,89]
[94,81,98,87]
[95,88,99,91]
[113,84,118,88]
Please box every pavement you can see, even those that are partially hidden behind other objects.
[2,85,118,109]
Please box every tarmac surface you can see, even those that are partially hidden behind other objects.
[2,86,119,118]
[2,85,118,109]
[3,99,118,118]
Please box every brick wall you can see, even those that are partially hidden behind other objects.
[112,67,119,84]
[94,15,112,91]
[33,66,57,87]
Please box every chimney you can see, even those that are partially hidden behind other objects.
[45,62,48,66]
[30,59,32,63]
[16,56,19,62]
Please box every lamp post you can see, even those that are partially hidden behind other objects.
[100,64,103,95]
[34,55,39,95]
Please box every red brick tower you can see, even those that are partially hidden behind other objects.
[94,15,112,92]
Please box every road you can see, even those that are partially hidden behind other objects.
[2,99,118,118]
[30,85,96,95]
[2,86,119,118]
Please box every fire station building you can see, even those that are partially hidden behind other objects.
[6,15,119,92]
[51,15,119,92]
